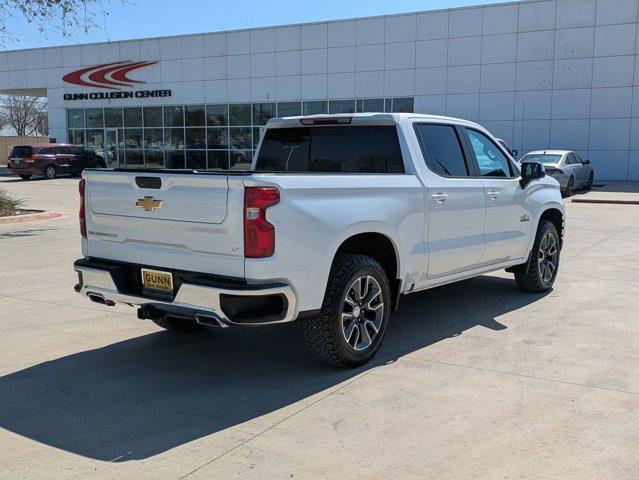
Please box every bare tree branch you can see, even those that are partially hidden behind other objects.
[0,0,124,46]
[0,95,48,136]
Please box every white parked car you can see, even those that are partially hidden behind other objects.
[519,150,594,197]
[74,113,565,367]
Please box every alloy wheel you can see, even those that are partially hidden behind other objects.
[341,275,385,351]
[45,166,56,179]
[538,231,558,285]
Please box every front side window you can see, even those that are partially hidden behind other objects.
[465,129,512,178]
[255,125,404,173]
[414,124,468,177]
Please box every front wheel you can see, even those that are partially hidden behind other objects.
[584,172,594,190]
[515,220,560,293]
[303,254,391,368]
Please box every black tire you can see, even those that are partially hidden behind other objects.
[515,220,560,293]
[152,316,206,332]
[584,172,594,190]
[43,165,57,180]
[303,253,391,368]
[19,174,31,180]
[562,177,574,197]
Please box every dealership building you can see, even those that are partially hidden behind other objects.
[1,0,639,179]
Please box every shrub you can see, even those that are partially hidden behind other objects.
[0,188,24,217]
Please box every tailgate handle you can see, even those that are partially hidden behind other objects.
[135,176,162,189]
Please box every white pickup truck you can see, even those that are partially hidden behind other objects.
[74,113,564,367]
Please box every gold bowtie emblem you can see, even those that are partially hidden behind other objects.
[136,196,163,212]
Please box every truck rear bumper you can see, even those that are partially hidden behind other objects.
[74,259,298,326]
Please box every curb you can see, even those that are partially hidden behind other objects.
[571,199,639,205]
[0,211,62,224]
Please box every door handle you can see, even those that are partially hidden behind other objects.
[486,190,500,200]
[431,193,449,204]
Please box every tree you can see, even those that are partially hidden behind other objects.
[0,0,119,46]
[0,95,48,136]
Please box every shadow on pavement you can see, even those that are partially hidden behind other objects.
[0,274,548,461]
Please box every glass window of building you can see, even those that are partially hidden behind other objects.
[277,102,301,117]
[124,107,142,127]
[104,108,123,127]
[207,150,229,170]
[143,107,163,127]
[67,109,85,128]
[206,104,228,126]
[230,127,252,149]
[185,105,205,126]
[85,109,104,128]
[125,150,144,167]
[164,106,184,126]
[207,128,228,149]
[253,103,275,125]
[186,150,207,169]
[166,150,185,169]
[144,150,164,169]
[85,130,104,154]
[185,128,206,149]
[68,129,84,145]
[230,104,251,126]
[329,100,356,114]
[230,149,253,170]
[165,128,185,150]
[303,101,327,115]
[124,129,142,149]
[357,98,384,113]
[392,97,414,113]
[144,129,164,149]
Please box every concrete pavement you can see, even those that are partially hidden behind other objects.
[0,176,637,479]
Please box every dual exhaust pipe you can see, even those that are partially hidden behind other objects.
[87,291,229,328]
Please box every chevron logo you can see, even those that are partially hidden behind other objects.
[62,61,158,90]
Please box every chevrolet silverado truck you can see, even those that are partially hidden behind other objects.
[74,113,564,367]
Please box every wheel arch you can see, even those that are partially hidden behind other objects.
[333,232,402,312]
[539,207,564,250]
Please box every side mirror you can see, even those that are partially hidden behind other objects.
[511,149,518,158]
[583,159,591,165]
[520,161,545,188]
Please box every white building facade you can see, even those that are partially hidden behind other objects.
[1,0,639,179]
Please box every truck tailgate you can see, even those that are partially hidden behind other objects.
[83,170,245,278]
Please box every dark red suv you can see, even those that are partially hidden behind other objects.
[6,143,106,180]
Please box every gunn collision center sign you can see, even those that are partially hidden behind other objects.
[62,61,171,100]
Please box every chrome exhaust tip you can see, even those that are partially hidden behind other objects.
[87,292,115,307]
[195,313,228,328]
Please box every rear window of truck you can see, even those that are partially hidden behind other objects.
[10,146,33,158]
[255,125,405,173]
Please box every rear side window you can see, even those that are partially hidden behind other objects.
[10,146,33,158]
[414,124,468,177]
[69,147,84,155]
[36,147,56,155]
[255,125,404,173]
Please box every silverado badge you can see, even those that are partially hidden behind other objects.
[136,196,163,212]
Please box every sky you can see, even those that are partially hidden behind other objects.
[2,0,517,50]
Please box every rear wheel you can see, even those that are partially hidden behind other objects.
[43,165,57,180]
[515,220,560,293]
[19,174,31,180]
[584,172,594,190]
[152,316,206,332]
[303,254,391,368]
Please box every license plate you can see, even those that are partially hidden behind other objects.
[141,268,173,293]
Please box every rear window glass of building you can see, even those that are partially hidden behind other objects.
[520,154,562,165]
[255,125,404,173]
[10,146,33,158]
[414,124,468,177]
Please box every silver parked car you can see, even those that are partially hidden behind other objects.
[519,150,594,197]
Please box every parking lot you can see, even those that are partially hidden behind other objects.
[0,176,637,479]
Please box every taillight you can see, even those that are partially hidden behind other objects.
[244,187,279,258]
[79,179,87,238]
[545,167,563,175]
